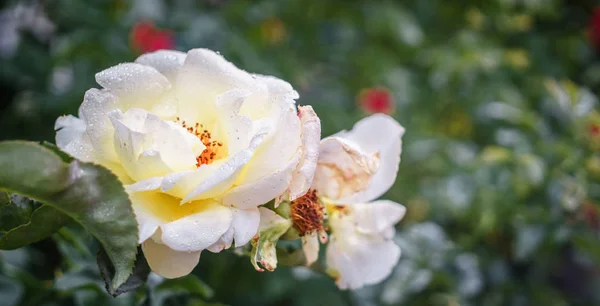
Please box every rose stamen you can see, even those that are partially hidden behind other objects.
[176,117,223,167]
[290,190,326,237]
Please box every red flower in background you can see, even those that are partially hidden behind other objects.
[130,21,174,53]
[590,123,600,137]
[358,87,395,115]
[588,8,600,49]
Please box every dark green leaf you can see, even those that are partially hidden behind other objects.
[0,192,9,208]
[54,265,106,293]
[98,246,150,297]
[147,275,215,306]
[0,195,35,233]
[0,205,71,249]
[276,246,307,267]
[186,299,229,306]
[41,141,74,162]
[156,275,214,299]
[0,141,138,291]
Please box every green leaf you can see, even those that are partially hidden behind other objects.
[156,275,214,299]
[40,141,74,162]
[250,208,292,272]
[0,141,138,291]
[147,275,215,306]
[0,192,9,208]
[0,194,68,249]
[54,265,106,293]
[0,205,72,249]
[186,299,229,306]
[0,195,35,232]
[98,246,150,297]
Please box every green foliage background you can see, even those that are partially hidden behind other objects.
[2,0,600,305]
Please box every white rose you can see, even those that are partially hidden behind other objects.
[311,114,406,289]
[54,49,320,278]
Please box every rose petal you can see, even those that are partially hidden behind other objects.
[302,232,319,267]
[130,192,163,243]
[79,89,120,162]
[332,114,405,203]
[236,98,302,185]
[252,74,299,100]
[353,200,406,238]
[109,108,202,180]
[55,115,85,148]
[206,227,234,253]
[326,235,400,290]
[222,150,300,209]
[135,50,186,83]
[160,202,233,252]
[126,177,163,193]
[180,127,269,204]
[287,105,321,201]
[142,238,201,279]
[207,207,260,251]
[109,110,172,180]
[215,89,254,155]
[95,62,171,110]
[311,136,378,200]
[54,115,95,162]
[258,207,288,230]
[231,207,260,247]
[176,48,259,125]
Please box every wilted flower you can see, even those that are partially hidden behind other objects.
[251,207,292,272]
[55,49,319,278]
[130,21,174,53]
[311,114,406,289]
[290,189,328,266]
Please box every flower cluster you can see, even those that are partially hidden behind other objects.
[55,48,405,289]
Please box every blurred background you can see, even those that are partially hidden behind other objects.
[1,0,600,305]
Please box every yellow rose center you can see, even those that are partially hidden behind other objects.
[176,117,224,167]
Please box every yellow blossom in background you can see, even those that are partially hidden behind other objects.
[260,18,286,45]
[440,109,473,138]
[513,14,533,32]
[504,49,529,70]
[466,8,485,30]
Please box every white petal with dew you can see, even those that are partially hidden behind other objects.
[335,114,405,203]
[95,62,171,110]
[231,207,261,247]
[236,99,302,185]
[302,232,320,267]
[54,115,95,161]
[176,48,260,124]
[207,207,260,251]
[353,200,406,238]
[222,150,301,209]
[160,203,233,252]
[326,234,400,290]
[135,50,186,83]
[78,89,120,162]
[181,128,269,203]
[214,89,253,155]
[142,238,201,279]
[252,74,299,100]
[288,105,321,201]
[312,136,379,200]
